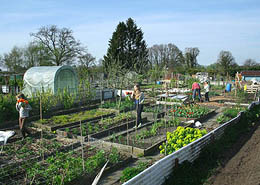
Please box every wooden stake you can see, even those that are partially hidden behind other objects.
[80,120,85,171]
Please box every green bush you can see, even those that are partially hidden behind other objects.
[159,127,207,155]
[217,106,246,124]
[186,78,200,89]
[0,94,18,122]
[120,162,149,182]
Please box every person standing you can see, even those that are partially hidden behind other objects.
[204,81,210,102]
[16,93,32,139]
[192,82,201,102]
[131,84,144,127]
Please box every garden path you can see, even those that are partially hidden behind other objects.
[98,151,162,185]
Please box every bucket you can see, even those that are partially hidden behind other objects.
[226,83,232,92]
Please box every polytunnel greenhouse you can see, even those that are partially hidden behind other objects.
[22,66,78,96]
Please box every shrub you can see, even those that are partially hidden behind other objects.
[159,127,207,155]
[120,162,149,182]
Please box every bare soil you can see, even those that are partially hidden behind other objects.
[208,123,260,185]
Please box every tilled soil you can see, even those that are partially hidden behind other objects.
[209,123,260,185]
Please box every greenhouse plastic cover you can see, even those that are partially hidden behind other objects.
[23,66,62,96]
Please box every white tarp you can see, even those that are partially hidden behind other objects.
[168,88,190,93]
[0,131,15,145]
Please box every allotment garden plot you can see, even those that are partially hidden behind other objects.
[0,84,255,185]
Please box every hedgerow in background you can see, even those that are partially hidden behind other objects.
[58,88,76,109]
[0,94,18,122]
[30,89,59,115]
[101,97,134,111]
[159,127,207,155]
[78,79,95,105]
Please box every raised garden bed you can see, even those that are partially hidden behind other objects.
[89,117,148,141]
[32,108,115,131]
[216,106,246,124]
[0,133,80,168]
[99,119,185,157]
[141,105,166,121]
[0,102,101,130]
[0,145,132,185]
[56,113,138,140]
[164,104,215,123]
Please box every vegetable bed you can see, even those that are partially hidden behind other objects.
[32,109,115,131]
[56,113,136,139]
[0,133,80,167]
[217,106,246,124]
[100,118,186,156]
[165,104,214,123]
[142,105,166,121]
[0,145,131,185]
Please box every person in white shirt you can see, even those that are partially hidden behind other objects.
[204,81,210,102]
[16,94,32,139]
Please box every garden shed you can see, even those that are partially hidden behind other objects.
[23,66,78,97]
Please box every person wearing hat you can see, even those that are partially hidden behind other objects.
[204,81,210,102]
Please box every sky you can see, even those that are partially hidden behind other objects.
[0,0,260,66]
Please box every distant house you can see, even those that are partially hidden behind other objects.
[241,71,260,82]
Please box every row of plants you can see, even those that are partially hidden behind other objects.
[216,106,246,124]
[101,98,134,111]
[26,147,121,185]
[143,105,166,113]
[64,112,135,136]
[159,126,207,155]
[0,133,76,165]
[163,103,260,185]
[108,118,182,148]
[0,84,95,124]
[38,109,114,126]
[120,162,149,182]
[135,119,181,140]
[168,104,211,118]
[140,83,163,89]
[0,146,123,185]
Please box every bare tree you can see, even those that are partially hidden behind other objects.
[30,25,82,66]
[23,42,52,68]
[148,43,183,70]
[78,50,96,68]
[243,58,258,67]
[77,49,96,80]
